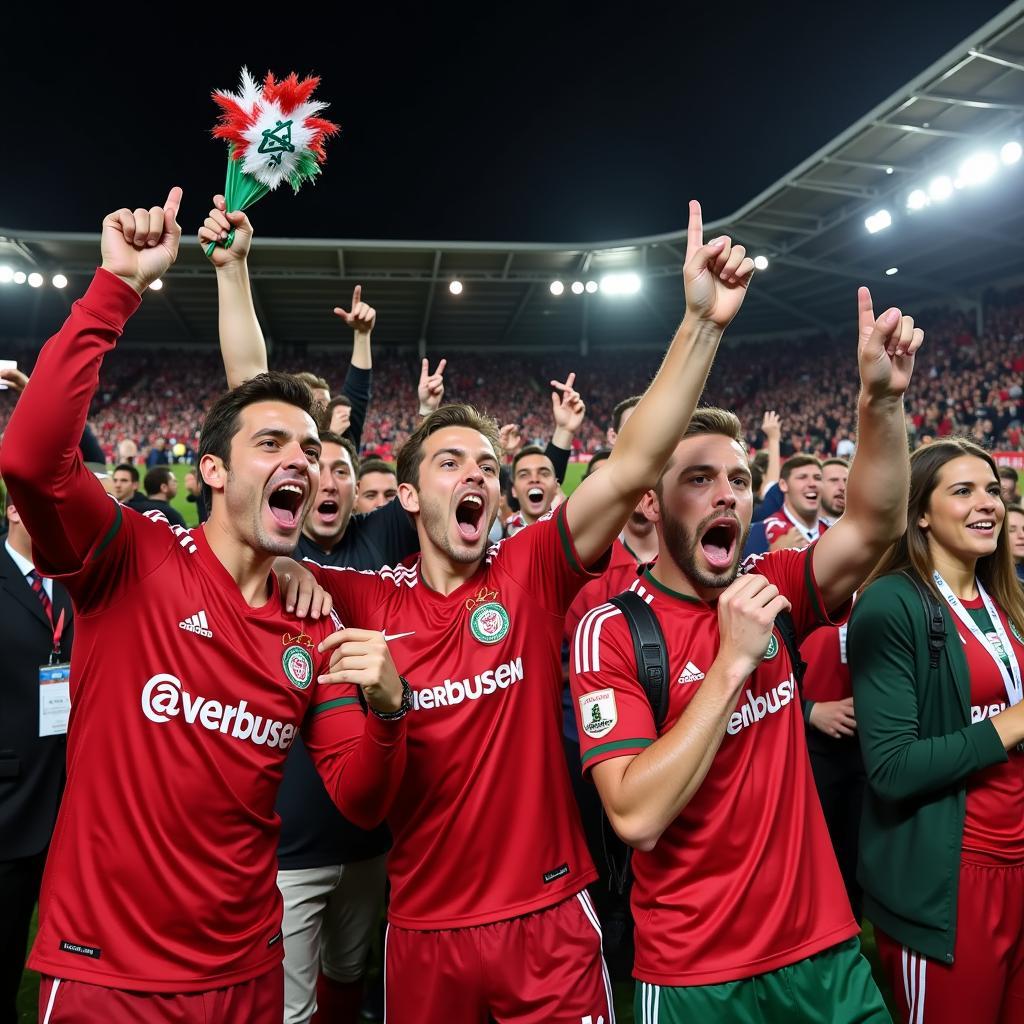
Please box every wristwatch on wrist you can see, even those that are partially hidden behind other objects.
[369,676,413,721]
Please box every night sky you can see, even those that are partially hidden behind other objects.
[2,2,1012,243]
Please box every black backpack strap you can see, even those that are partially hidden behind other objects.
[902,570,946,670]
[609,591,670,731]
[773,609,814,724]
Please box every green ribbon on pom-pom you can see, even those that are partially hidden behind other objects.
[204,146,270,257]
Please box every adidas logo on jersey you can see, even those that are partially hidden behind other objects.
[678,661,705,684]
[179,610,213,639]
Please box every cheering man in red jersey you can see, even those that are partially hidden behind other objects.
[570,288,924,1023]
[0,189,406,1024]
[310,201,755,1024]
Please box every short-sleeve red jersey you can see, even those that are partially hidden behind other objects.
[569,547,857,986]
[957,596,1024,861]
[313,504,604,929]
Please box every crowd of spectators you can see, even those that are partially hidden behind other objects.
[2,287,1023,463]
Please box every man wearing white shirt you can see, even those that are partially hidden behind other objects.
[0,495,75,1024]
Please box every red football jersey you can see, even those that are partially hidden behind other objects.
[570,548,857,986]
[763,509,829,547]
[313,504,602,929]
[799,623,851,703]
[564,536,644,644]
[957,596,1024,861]
[4,271,375,993]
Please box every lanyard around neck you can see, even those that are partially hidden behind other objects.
[933,571,1022,707]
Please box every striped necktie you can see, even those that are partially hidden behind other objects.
[27,570,53,625]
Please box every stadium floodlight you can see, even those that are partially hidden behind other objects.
[571,281,584,295]
[864,209,892,234]
[885,166,894,175]
[906,189,929,211]
[27,272,43,288]
[885,267,899,276]
[149,278,164,291]
[753,255,769,271]
[13,271,26,285]
[585,280,598,294]
[959,151,997,187]
[928,175,953,202]
[1001,141,1022,166]
[52,273,68,289]
[449,280,463,296]
[599,272,641,296]
[549,280,565,296]
[0,266,13,284]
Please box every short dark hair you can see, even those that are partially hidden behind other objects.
[999,465,1020,484]
[511,445,552,475]
[781,455,823,480]
[583,447,613,480]
[655,408,745,497]
[113,463,139,484]
[322,395,353,432]
[396,404,501,488]
[199,372,319,508]
[612,395,642,434]
[822,457,850,471]
[144,467,174,496]
[358,457,395,482]
[318,430,359,474]
[1007,502,1024,516]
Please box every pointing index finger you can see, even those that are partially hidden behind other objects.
[686,200,703,263]
[857,286,875,337]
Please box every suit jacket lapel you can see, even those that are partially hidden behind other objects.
[0,544,55,631]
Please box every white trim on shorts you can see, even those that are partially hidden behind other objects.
[41,978,61,1024]
[902,946,927,1023]
[639,981,661,1024]
[576,890,617,1024]
[383,923,390,1024]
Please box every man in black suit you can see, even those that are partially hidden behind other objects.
[0,494,74,1024]
[143,466,186,528]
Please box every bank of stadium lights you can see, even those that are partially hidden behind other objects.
[0,266,12,284]
[27,273,43,288]
[448,280,463,296]
[599,272,641,296]
[13,271,26,285]
[899,141,1023,220]
[549,277,633,297]
[753,255,769,271]
[52,274,67,289]
[864,209,892,234]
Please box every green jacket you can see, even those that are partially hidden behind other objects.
[848,572,1008,963]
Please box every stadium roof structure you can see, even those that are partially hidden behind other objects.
[5,2,1024,354]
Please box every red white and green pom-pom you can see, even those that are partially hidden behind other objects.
[212,67,340,193]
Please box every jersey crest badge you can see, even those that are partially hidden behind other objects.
[579,689,618,738]
[763,633,779,660]
[1011,621,1024,646]
[283,646,314,689]
[470,601,510,645]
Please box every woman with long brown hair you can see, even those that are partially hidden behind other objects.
[849,438,1024,1024]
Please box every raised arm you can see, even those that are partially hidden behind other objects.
[761,410,782,493]
[1,188,182,574]
[812,289,925,612]
[565,200,754,566]
[199,195,267,389]
[332,286,377,446]
[546,372,585,485]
